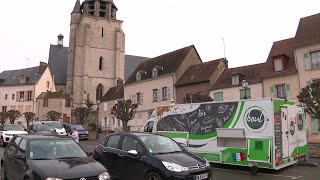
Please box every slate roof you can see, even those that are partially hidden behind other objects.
[210,63,265,90]
[125,45,199,85]
[37,92,70,99]
[262,38,297,79]
[48,44,68,85]
[294,13,320,47]
[175,58,226,86]
[125,55,149,81]
[101,85,124,102]
[72,0,81,13]
[0,66,46,87]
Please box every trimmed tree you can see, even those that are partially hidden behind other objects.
[46,111,62,121]
[111,99,138,132]
[72,107,90,126]
[183,93,213,103]
[6,110,21,124]
[0,112,8,125]
[297,80,320,130]
[24,112,36,130]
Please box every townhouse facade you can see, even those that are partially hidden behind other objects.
[123,45,202,131]
[0,62,55,125]
[36,92,71,123]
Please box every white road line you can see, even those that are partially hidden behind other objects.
[213,167,303,179]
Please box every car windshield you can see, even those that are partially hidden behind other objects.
[36,124,54,131]
[139,135,182,154]
[29,139,87,160]
[3,124,24,131]
[72,124,85,131]
[45,122,63,129]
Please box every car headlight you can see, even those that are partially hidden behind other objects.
[205,159,210,167]
[45,178,63,180]
[99,172,111,180]
[85,131,89,134]
[162,161,188,172]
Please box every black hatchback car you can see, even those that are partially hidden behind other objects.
[1,134,111,180]
[93,132,212,180]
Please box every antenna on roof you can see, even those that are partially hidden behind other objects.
[221,38,226,59]
[26,58,30,68]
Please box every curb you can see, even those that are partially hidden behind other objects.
[298,162,318,167]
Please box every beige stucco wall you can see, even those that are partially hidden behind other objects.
[36,98,71,122]
[98,100,123,131]
[210,83,263,101]
[124,74,175,131]
[262,74,299,103]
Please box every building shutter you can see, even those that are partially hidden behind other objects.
[104,102,108,112]
[23,91,28,101]
[167,87,171,99]
[311,116,319,134]
[16,92,19,102]
[141,92,144,104]
[270,86,275,97]
[304,53,311,70]
[247,89,251,99]
[157,89,161,101]
[285,84,292,99]
[240,89,245,99]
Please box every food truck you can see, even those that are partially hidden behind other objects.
[143,98,308,173]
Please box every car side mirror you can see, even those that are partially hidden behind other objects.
[128,150,138,156]
[14,154,26,160]
[86,151,93,156]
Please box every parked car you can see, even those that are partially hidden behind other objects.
[1,134,111,180]
[40,121,67,136]
[29,124,58,135]
[0,124,28,147]
[63,123,89,140]
[93,132,212,180]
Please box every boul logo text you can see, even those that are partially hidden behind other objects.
[244,107,268,132]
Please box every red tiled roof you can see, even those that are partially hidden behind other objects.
[175,58,226,86]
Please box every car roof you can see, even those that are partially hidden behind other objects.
[109,132,162,137]
[17,134,71,140]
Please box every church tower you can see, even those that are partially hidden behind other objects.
[66,0,125,108]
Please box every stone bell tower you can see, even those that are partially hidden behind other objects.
[66,0,125,108]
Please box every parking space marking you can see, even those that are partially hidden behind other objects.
[213,167,303,179]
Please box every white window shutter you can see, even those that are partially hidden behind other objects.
[103,102,108,112]
[270,86,276,97]
[157,89,161,101]
[285,84,292,99]
[134,94,137,104]
[141,92,144,104]
[106,117,109,126]
[167,87,171,99]
[304,53,311,70]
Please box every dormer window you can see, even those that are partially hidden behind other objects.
[152,68,158,78]
[274,58,283,72]
[232,74,240,85]
[136,72,141,81]
[20,75,26,84]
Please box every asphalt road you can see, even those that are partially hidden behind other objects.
[0,141,319,180]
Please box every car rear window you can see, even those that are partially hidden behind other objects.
[106,135,120,149]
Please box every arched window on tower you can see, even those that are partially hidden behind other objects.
[99,57,103,70]
[96,84,104,101]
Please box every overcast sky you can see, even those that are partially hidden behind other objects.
[0,0,320,73]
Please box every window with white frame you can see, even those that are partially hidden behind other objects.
[153,89,159,102]
[19,91,24,101]
[275,84,286,99]
[162,87,168,100]
[152,68,158,78]
[27,91,32,101]
[274,58,283,72]
[240,88,251,99]
[213,92,223,101]
[311,51,320,69]
[136,92,143,104]
[232,75,239,85]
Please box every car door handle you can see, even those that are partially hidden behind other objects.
[102,149,108,153]
[118,154,124,157]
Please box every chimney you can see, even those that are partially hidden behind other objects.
[39,61,47,73]
[117,78,123,86]
[57,33,64,46]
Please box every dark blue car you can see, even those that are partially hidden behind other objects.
[62,123,89,140]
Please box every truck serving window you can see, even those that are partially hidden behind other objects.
[216,128,246,148]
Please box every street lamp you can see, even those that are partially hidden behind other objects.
[96,99,101,140]
[242,80,249,99]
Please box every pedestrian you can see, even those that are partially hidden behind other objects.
[70,127,79,143]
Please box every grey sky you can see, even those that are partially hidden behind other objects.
[0,0,319,73]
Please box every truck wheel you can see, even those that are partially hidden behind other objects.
[250,165,258,176]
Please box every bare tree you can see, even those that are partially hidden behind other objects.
[24,112,36,130]
[183,93,213,103]
[0,112,8,125]
[111,99,138,132]
[297,81,320,129]
[46,111,62,121]
[6,110,21,124]
[72,107,90,126]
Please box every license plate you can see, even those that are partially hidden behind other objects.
[194,173,208,180]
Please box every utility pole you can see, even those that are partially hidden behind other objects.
[221,38,226,59]
[26,58,30,68]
